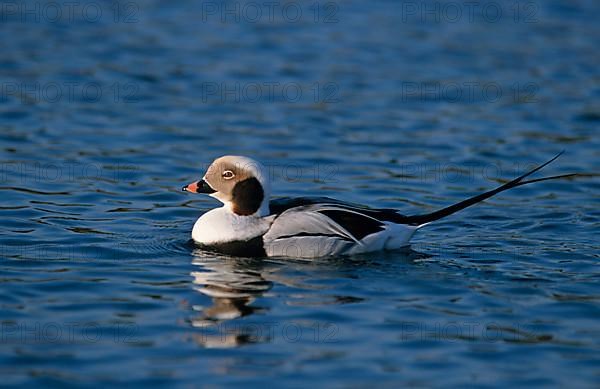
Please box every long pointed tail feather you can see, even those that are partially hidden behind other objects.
[399,152,576,226]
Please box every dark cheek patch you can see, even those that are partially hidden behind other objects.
[231,177,264,216]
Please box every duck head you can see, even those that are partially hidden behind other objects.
[183,155,270,217]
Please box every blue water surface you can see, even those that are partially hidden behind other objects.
[1,0,599,387]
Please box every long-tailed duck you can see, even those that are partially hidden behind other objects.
[182,153,574,258]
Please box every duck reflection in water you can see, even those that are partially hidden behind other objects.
[189,248,275,347]
[188,245,430,347]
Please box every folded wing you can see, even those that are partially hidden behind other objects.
[263,203,388,258]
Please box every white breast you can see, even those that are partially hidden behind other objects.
[191,207,272,245]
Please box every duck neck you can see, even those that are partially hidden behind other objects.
[224,197,270,218]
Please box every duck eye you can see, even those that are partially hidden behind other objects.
[222,170,235,180]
